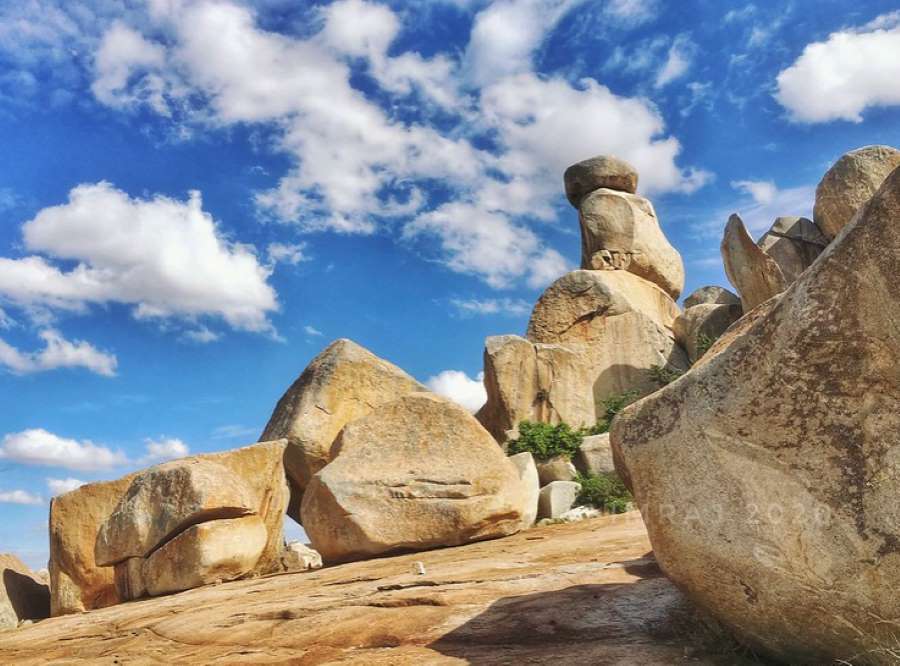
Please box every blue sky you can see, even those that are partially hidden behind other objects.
[1,0,899,568]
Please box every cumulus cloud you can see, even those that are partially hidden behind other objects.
[776,14,900,123]
[451,297,532,316]
[91,21,168,113]
[47,477,86,495]
[0,429,127,471]
[0,329,117,376]
[0,489,44,505]
[140,437,189,464]
[426,370,487,413]
[0,182,278,335]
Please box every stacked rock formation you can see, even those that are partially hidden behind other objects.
[477,156,688,442]
[611,157,900,662]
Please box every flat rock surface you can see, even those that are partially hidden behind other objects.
[0,513,744,665]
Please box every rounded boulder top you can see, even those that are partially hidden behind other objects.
[563,155,638,208]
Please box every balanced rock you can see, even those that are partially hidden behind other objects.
[478,271,687,442]
[611,168,900,663]
[682,285,741,310]
[564,155,638,207]
[757,216,828,283]
[575,433,615,476]
[143,516,268,597]
[672,303,743,363]
[508,452,539,528]
[579,189,685,299]
[48,474,136,615]
[721,213,787,311]
[301,393,525,563]
[95,441,289,598]
[814,144,900,239]
[260,339,425,509]
[0,555,49,629]
[537,481,580,520]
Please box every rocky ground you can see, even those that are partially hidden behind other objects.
[0,513,756,665]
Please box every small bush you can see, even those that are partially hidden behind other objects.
[584,389,641,435]
[507,421,582,461]
[649,364,683,387]
[696,333,717,359]
[575,471,632,513]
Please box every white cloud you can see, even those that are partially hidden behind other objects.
[0,182,278,335]
[211,424,257,440]
[304,325,323,337]
[0,429,127,471]
[776,14,900,123]
[693,180,815,238]
[426,370,487,413]
[91,21,168,113]
[182,327,220,344]
[0,489,44,505]
[655,34,696,88]
[0,307,15,330]
[46,477,85,495]
[140,437,189,464]
[605,0,658,25]
[267,242,308,266]
[0,329,117,376]
[451,297,532,316]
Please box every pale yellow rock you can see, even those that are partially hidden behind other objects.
[564,155,638,206]
[757,216,828,283]
[813,144,900,239]
[281,542,323,572]
[537,481,580,520]
[579,188,685,299]
[535,456,577,486]
[575,434,615,476]
[477,271,687,442]
[721,213,787,311]
[48,474,136,616]
[95,441,288,579]
[507,452,539,528]
[672,303,743,363]
[142,516,268,597]
[682,285,741,310]
[301,393,525,563]
[0,554,49,629]
[260,339,425,506]
[611,168,900,664]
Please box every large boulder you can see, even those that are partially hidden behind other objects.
[721,213,787,311]
[301,393,525,563]
[563,155,638,206]
[537,481,580,520]
[672,303,743,363]
[95,441,289,599]
[260,339,425,510]
[0,555,49,629]
[48,474,136,616]
[813,144,900,239]
[611,168,900,663]
[477,271,687,442]
[682,285,741,310]
[508,452,539,528]
[578,189,685,299]
[757,216,828,283]
[575,433,615,476]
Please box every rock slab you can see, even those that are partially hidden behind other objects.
[612,168,900,663]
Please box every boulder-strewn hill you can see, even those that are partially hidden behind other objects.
[0,514,753,665]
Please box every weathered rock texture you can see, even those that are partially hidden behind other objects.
[575,433,615,476]
[672,303,743,363]
[0,514,741,665]
[757,216,828,283]
[95,441,289,599]
[563,155,638,206]
[260,339,425,509]
[478,271,687,442]
[281,542,323,572]
[302,393,525,563]
[537,481,580,520]
[682,286,741,310]
[579,189,685,299]
[814,144,900,239]
[612,167,900,664]
[535,456,577,486]
[508,452,539,528]
[48,474,136,616]
[721,213,787,311]
[0,555,49,629]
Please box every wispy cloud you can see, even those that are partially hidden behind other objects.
[451,297,531,317]
[0,329,117,376]
[0,489,44,505]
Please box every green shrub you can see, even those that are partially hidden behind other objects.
[507,421,582,461]
[575,471,633,513]
[649,364,683,387]
[584,389,641,435]
[696,333,717,359]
